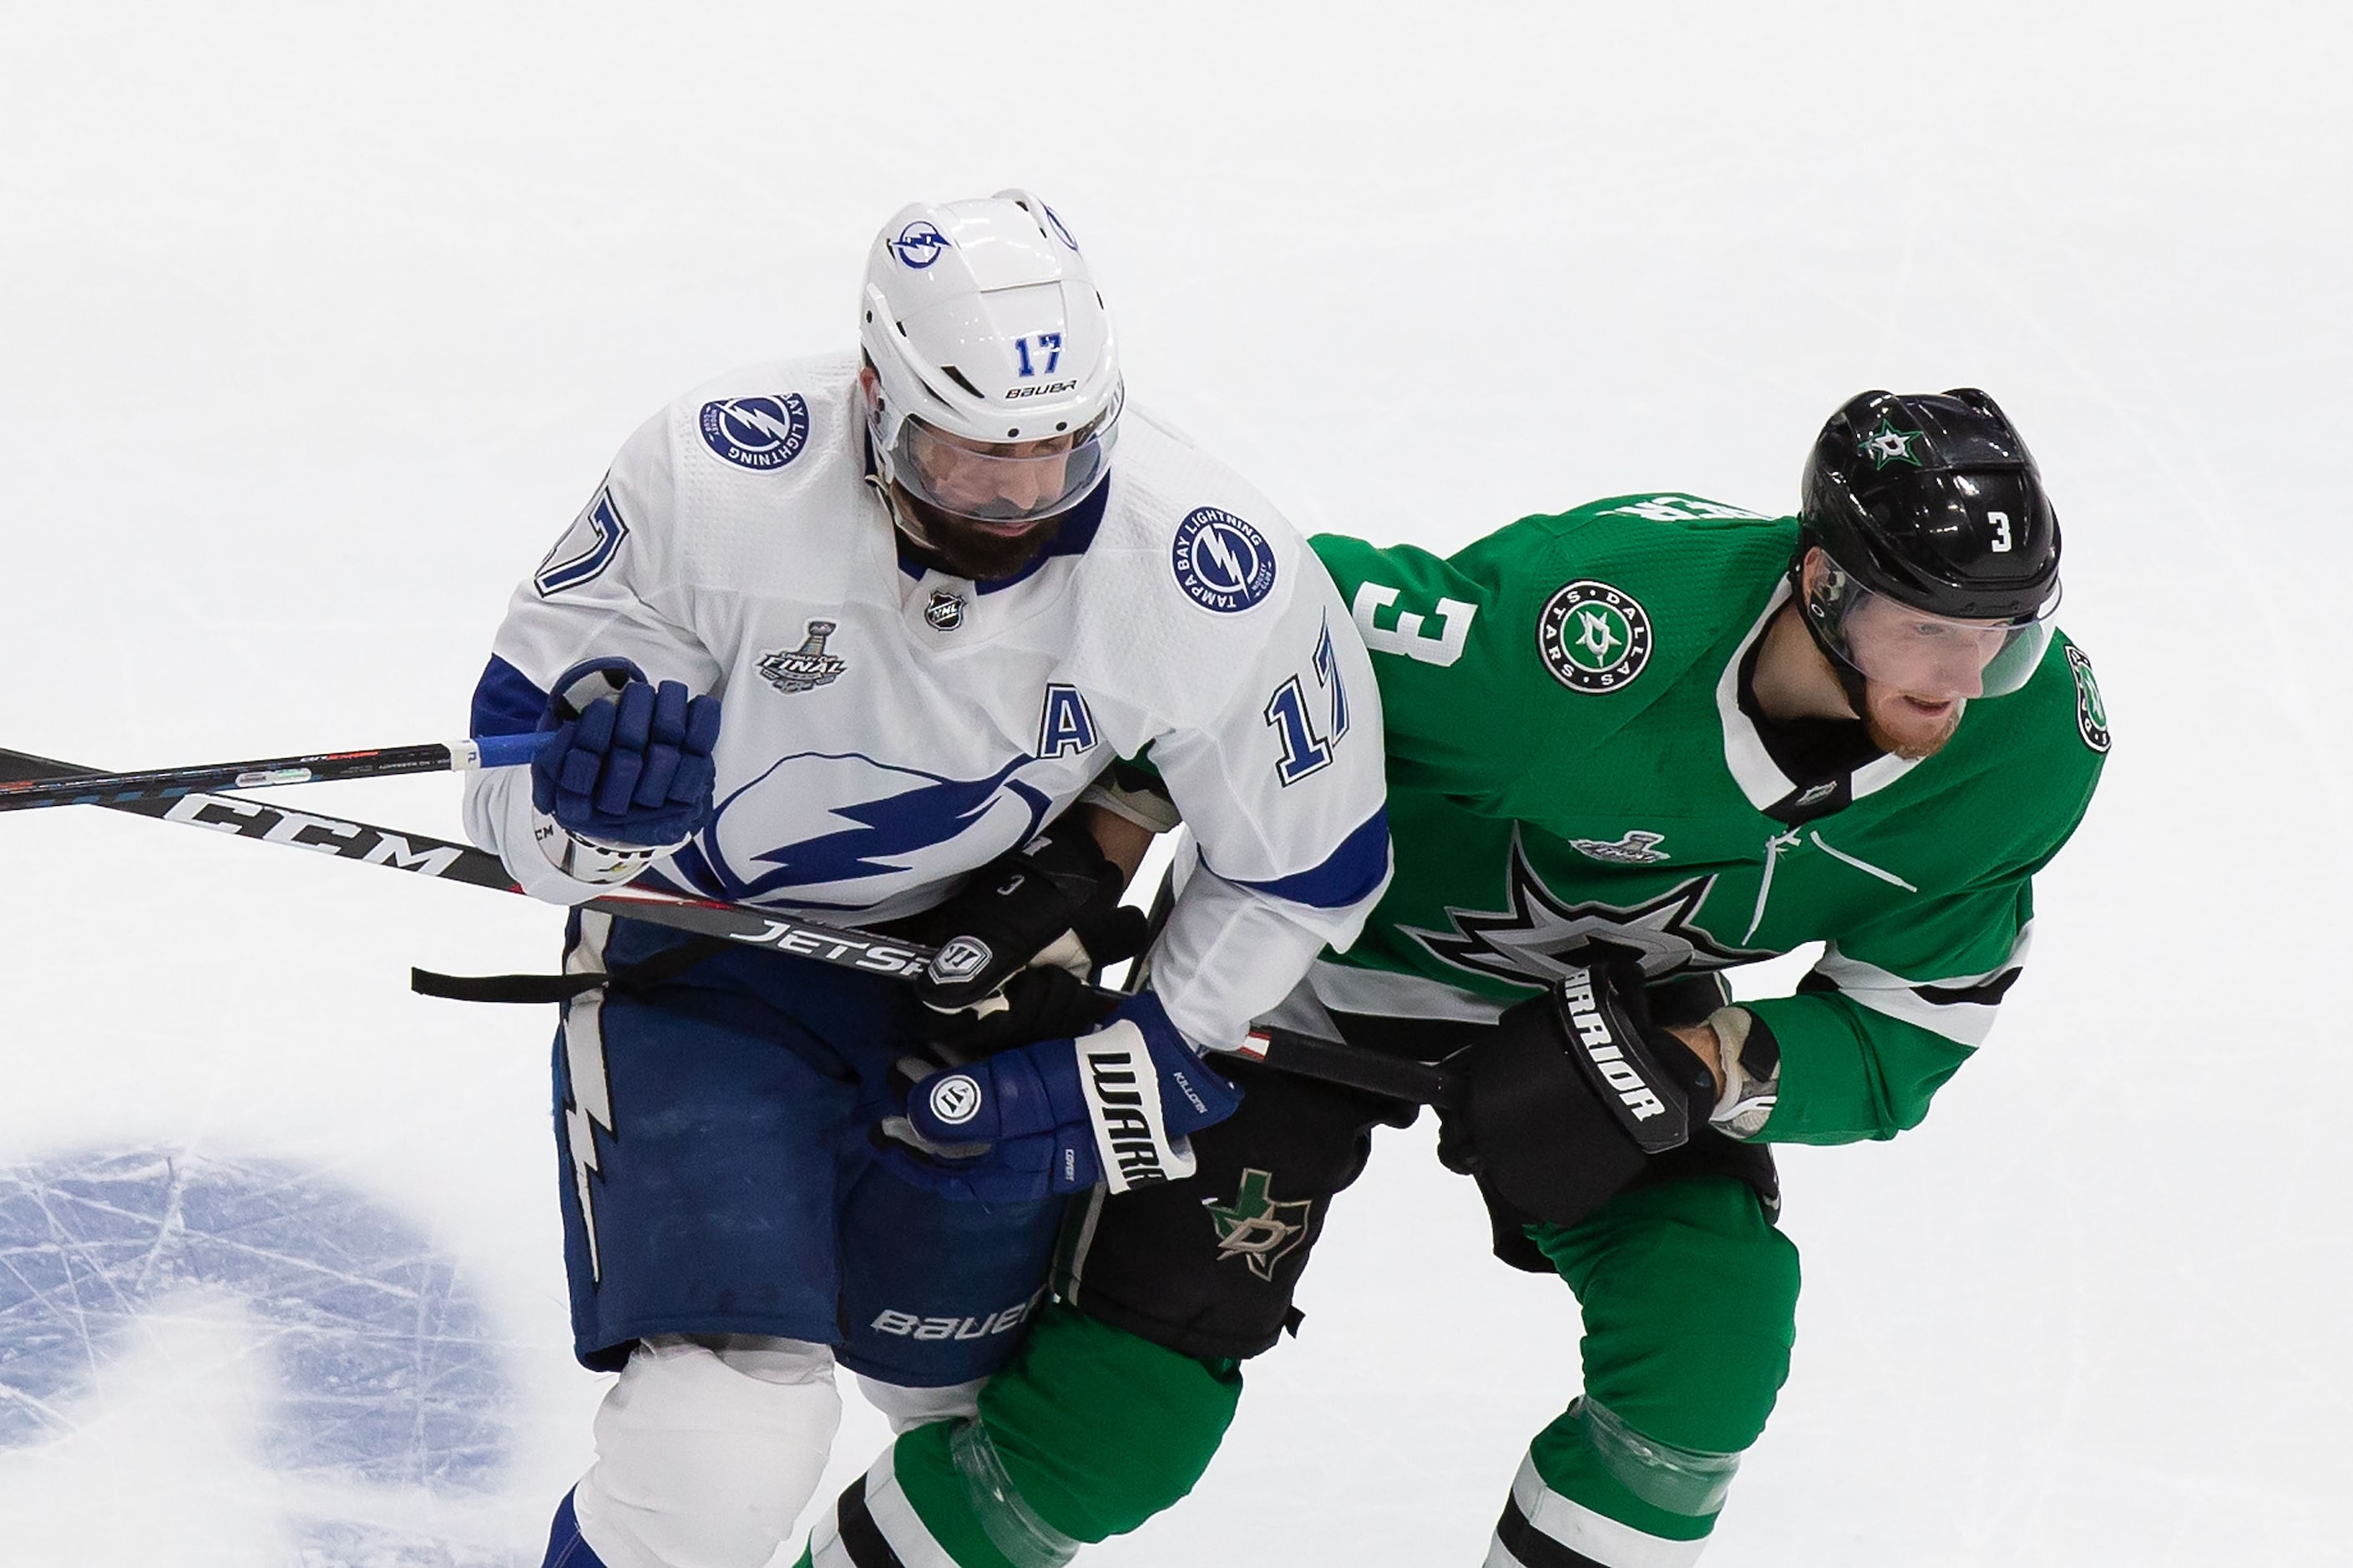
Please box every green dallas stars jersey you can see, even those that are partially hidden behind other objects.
[1305,494,2108,1146]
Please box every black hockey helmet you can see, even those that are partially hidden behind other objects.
[1794,389,2062,698]
[1799,388,2061,620]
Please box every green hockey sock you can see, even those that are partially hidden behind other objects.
[807,1305,1241,1568]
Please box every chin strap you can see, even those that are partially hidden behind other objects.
[1787,555,1875,719]
[863,468,937,553]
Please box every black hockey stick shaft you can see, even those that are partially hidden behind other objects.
[0,746,1458,1107]
[0,733,543,812]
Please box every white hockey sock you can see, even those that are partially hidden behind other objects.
[573,1335,843,1568]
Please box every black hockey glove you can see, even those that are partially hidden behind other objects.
[914,825,1151,1056]
[1436,959,1721,1227]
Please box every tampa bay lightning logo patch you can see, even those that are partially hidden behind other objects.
[699,394,810,471]
[1171,508,1278,614]
[892,220,950,269]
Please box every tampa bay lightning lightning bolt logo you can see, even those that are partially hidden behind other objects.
[892,220,951,269]
[1171,508,1278,614]
[1040,203,1080,250]
[699,393,811,471]
[665,752,1060,910]
[1405,828,1769,986]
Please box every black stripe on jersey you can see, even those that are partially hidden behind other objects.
[1798,966,2023,1009]
[1914,967,2024,1008]
[1495,1493,1608,1568]
[836,1474,908,1568]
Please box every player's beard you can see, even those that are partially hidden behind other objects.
[1860,684,1966,761]
[892,488,1068,581]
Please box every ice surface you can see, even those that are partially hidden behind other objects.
[1,3,2346,1564]
[0,1150,521,1564]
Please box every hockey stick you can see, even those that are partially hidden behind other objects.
[0,732,544,813]
[0,746,1460,1107]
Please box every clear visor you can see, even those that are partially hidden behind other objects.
[1817,580,2054,700]
[890,387,1122,527]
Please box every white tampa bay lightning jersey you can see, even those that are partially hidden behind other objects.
[463,352,1391,1052]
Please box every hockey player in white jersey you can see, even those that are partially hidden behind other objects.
[459,192,1390,1568]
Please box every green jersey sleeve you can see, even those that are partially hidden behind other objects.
[1744,637,2108,1143]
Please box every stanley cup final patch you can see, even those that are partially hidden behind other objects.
[1539,580,1652,693]
[1076,1019,1193,1192]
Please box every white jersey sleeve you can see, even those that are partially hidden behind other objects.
[461,408,724,905]
[1055,413,1390,1054]
[1138,557,1389,1053]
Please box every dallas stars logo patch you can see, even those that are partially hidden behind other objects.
[2064,644,2108,753]
[1860,417,1926,470]
[1538,580,1652,694]
[1204,1169,1313,1282]
[1404,828,1769,986]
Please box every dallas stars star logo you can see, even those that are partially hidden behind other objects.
[1860,417,1926,470]
[1203,1169,1313,1282]
[1403,828,1770,987]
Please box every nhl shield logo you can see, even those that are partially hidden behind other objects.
[1539,580,1653,693]
[757,620,848,695]
[925,589,967,631]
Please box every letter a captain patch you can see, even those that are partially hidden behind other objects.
[1036,683,1098,759]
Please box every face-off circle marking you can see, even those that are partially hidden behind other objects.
[1539,580,1654,693]
[929,1075,984,1126]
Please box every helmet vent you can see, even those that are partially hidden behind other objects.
[940,365,984,399]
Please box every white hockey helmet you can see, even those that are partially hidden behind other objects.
[858,190,1122,527]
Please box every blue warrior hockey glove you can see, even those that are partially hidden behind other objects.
[878,992,1242,1205]
[531,657,723,847]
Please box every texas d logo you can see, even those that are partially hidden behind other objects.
[1204,1168,1313,1282]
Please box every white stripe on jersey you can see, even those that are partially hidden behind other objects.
[1305,956,1509,1024]
[1809,921,2037,1048]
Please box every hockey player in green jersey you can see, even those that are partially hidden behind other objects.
[802,387,2107,1568]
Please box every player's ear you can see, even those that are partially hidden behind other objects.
[1799,546,1829,598]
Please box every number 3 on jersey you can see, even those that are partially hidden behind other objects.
[1265,620,1352,786]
